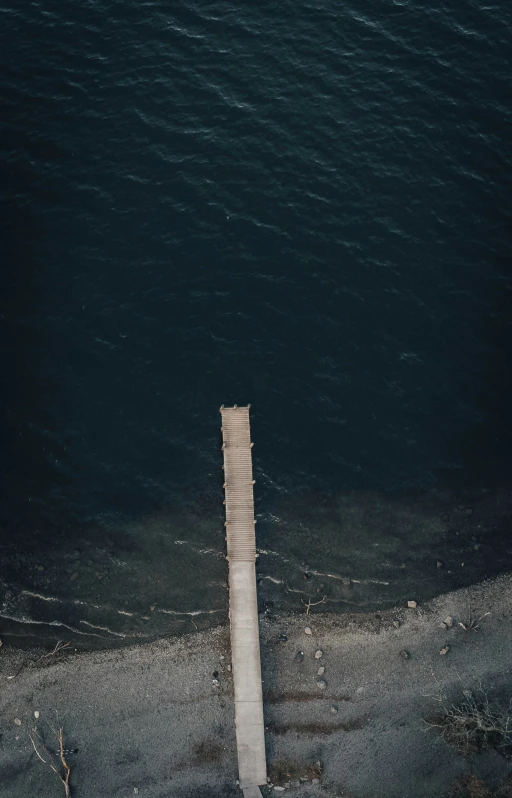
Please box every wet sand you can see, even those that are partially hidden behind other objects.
[1,574,511,797]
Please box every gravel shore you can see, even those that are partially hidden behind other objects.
[1,574,511,797]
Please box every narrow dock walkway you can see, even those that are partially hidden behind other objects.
[221,405,267,793]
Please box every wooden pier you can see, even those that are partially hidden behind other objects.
[221,405,267,794]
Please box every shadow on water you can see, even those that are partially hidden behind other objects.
[0,156,76,540]
[457,283,512,491]
[0,178,233,648]
[435,257,512,492]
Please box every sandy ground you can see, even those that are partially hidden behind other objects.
[0,575,511,798]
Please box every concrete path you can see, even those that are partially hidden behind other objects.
[221,405,266,791]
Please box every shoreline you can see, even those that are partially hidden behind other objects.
[1,573,511,797]
[1,486,511,653]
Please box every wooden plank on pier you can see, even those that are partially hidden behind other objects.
[221,405,266,792]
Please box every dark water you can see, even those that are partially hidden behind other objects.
[1,0,512,647]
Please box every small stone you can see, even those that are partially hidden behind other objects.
[150,605,155,612]
[407,600,417,609]
[227,664,232,672]
[440,645,450,655]
[330,705,338,714]
[443,616,454,628]
[316,679,327,690]
[400,562,407,569]
[37,565,45,572]
[304,627,312,635]
[212,678,220,687]
[279,633,288,642]
[34,711,40,719]
[312,778,320,785]
[14,718,22,726]
[474,544,481,551]
[436,561,443,568]
[314,649,323,659]
[295,651,304,663]
[400,650,410,659]
[0,638,3,647]
[317,666,325,676]
[393,620,400,629]
[69,572,79,581]
[134,790,139,795]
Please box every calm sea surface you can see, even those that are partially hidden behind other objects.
[1,0,511,646]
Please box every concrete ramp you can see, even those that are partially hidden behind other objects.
[220,405,267,790]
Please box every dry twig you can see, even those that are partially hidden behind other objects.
[29,725,72,797]
[426,688,512,757]
[37,641,71,662]
[301,596,327,615]
[458,601,490,632]
[7,641,71,681]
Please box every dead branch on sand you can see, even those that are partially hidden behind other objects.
[425,687,512,758]
[447,773,512,798]
[301,595,327,615]
[29,725,72,797]
[7,641,71,681]
[458,600,490,633]
[37,641,71,662]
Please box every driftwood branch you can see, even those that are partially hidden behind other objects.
[37,641,71,662]
[29,725,72,797]
[301,595,327,615]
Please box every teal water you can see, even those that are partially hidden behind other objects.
[1,0,511,646]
